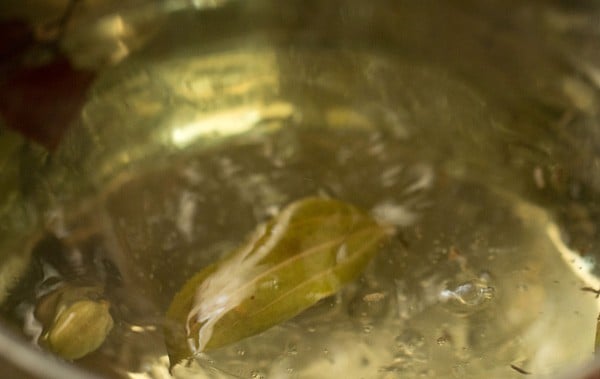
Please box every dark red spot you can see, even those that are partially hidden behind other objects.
[0,20,96,150]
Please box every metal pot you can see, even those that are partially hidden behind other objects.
[0,1,599,378]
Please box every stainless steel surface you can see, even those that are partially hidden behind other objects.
[0,1,599,378]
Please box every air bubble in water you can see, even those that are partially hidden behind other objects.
[439,276,496,315]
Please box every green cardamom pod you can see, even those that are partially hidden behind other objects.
[165,197,391,366]
[36,285,113,360]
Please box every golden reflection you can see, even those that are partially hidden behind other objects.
[170,101,294,148]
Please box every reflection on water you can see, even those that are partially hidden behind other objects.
[1,1,599,379]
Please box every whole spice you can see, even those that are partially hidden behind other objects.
[165,197,391,366]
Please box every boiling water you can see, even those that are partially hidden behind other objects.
[4,48,599,379]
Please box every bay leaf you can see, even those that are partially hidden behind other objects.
[165,197,391,366]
